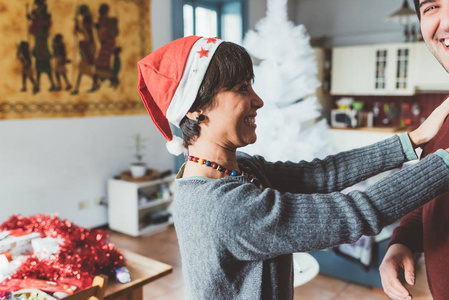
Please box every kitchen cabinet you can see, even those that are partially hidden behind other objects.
[372,44,414,95]
[331,42,448,96]
[411,43,449,91]
[108,175,175,236]
[330,45,374,95]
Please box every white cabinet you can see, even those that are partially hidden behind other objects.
[411,43,449,91]
[331,42,447,95]
[108,175,175,236]
[331,45,374,95]
[372,44,414,95]
[331,43,414,95]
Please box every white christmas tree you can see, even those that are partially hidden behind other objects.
[242,0,331,162]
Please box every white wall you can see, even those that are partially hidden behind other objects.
[248,0,298,32]
[0,116,173,228]
[151,0,173,50]
[295,0,419,46]
[249,0,267,30]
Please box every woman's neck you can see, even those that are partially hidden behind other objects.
[182,140,239,179]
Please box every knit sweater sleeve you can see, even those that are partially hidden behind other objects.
[251,134,410,194]
[207,154,449,261]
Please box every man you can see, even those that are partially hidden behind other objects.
[379,1,449,300]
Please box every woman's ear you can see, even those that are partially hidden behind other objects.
[185,111,199,122]
[186,111,206,124]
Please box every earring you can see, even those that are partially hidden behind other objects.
[196,114,205,124]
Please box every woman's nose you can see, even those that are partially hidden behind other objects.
[254,93,263,109]
[252,91,264,109]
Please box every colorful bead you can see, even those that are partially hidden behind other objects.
[185,153,263,190]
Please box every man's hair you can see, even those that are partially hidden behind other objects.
[414,0,420,20]
[179,42,255,147]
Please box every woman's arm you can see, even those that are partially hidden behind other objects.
[216,153,449,261]
[254,134,410,194]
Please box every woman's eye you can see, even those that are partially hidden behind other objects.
[239,83,249,92]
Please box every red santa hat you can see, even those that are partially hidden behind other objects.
[137,36,223,155]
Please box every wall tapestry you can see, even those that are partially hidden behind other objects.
[0,0,151,120]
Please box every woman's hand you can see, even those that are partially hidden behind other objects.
[409,96,449,148]
[379,243,415,300]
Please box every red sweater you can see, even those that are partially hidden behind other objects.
[389,117,449,300]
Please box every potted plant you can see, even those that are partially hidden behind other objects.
[130,134,149,178]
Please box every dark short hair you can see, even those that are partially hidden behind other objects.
[179,42,254,147]
[414,0,420,20]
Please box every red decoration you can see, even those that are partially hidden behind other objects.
[206,37,218,44]
[197,47,209,58]
[0,214,126,290]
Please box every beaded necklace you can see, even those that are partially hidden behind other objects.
[187,154,264,190]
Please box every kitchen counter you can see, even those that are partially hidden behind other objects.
[327,127,405,152]
[330,126,416,133]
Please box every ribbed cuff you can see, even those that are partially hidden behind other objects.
[399,132,418,161]
[435,149,449,167]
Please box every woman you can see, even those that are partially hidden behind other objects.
[137,36,449,299]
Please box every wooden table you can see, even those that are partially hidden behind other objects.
[104,250,173,300]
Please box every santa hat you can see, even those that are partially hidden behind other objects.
[137,36,223,155]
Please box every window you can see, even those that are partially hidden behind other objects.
[221,1,243,43]
[173,0,248,45]
[195,7,218,36]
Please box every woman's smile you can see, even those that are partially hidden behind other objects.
[244,115,257,127]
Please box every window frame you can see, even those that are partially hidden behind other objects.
[171,0,248,41]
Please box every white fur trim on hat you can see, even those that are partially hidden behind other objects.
[166,135,185,156]
[166,37,223,127]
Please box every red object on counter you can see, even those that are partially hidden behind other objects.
[0,214,126,290]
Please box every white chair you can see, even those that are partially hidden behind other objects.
[293,253,320,287]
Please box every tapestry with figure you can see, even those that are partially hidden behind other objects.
[0,0,151,119]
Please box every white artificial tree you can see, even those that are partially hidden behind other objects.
[242,1,381,269]
[242,0,331,162]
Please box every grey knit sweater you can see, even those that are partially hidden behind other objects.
[172,135,449,300]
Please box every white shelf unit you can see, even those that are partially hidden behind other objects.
[108,175,176,236]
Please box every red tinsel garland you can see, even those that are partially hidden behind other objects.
[0,214,126,290]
